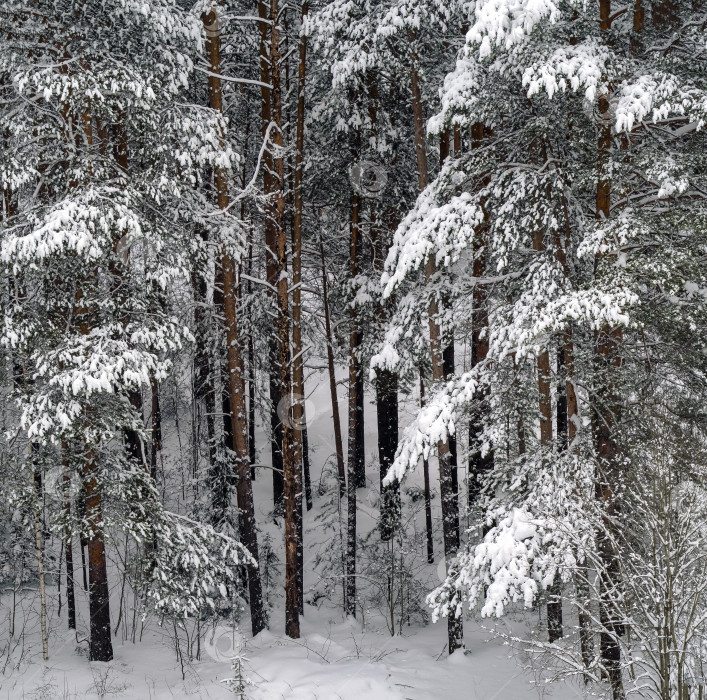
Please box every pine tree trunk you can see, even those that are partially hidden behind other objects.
[291,0,310,617]
[268,0,300,639]
[409,31,463,653]
[106,118,145,470]
[467,124,493,510]
[345,414,357,618]
[347,189,366,490]
[320,239,346,495]
[62,451,76,631]
[532,228,563,643]
[75,108,114,663]
[376,367,400,541]
[193,255,218,475]
[366,71,400,539]
[203,10,266,636]
[83,452,113,661]
[246,242,257,481]
[150,376,161,483]
[31,458,49,661]
[440,126,459,548]
[348,191,365,489]
[419,375,434,564]
[595,3,624,696]
[258,0,285,508]
[345,190,362,617]
[212,262,235,519]
[551,153,591,671]
[442,343,459,548]
[248,332,257,479]
[292,0,312,515]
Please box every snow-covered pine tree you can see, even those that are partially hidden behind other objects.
[380,0,707,693]
[1,0,257,659]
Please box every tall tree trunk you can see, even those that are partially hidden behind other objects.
[467,124,493,511]
[150,377,161,483]
[439,132,459,545]
[442,338,458,548]
[420,374,434,564]
[203,10,266,636]
[62,452,76,631]
[556,348,568,450]
[212,262,235,521]
[320,239,346,495]
[31,454,48,661]
[532,229,563,643]
[348,189,366,490]
[248,333,257,479]
[258,0,285,509]
[77,294,113,662]
[291,0,310,616]
[409,31,463,653]
[83,450,113,661]
[106,118,145,469]
[291,0,312,515]
[376,366,399,540]
[267,0,300,639]
[595,3,624,696]
[345,189,362,617]
[368,77,400,541]
[246,243,257,480]
[193,254,218,477]
[76,108,114,663]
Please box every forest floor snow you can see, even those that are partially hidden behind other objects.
[2,604,584,699]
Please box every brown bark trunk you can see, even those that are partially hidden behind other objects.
[193,250,218,476]
[268,0,300,639]
[76,108,114,663]
[291,0,310,617]
[150,376,161,483]
[106,118,145,469]
[258,0,285,508]
[320,239,347,495]
[345,190,362,617]
[292,0,312,516]
[468,124,493,510]
[440,128,459,549]
[246,243,256,481]
[62,452,76,631]
[347,191,366,490]
[348,191,365,489]
[83,451,113,661]
[532,229,563,642]
[377,367,400,541]
[409,31,463,653]
[203,10,266,636]
[596,3,624,695]
[367,76,401,541]
[420,374,434,564]
[248,333,257,479]
[30,456,48,661]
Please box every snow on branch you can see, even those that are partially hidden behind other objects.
[382,171,483,296]
[467,0,562,59]
[383,370,480,484]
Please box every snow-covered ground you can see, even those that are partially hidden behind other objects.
[2,603,585,699]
